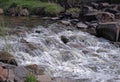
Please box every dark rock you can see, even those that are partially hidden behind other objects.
[37,75,52,82]
[0,51,17,66]
[77,22,88,29]
[0,66,7,82]
[104,8,118,14]
[61,35,69,44]
[83,12,98,22]
[115,13,120,19]
[90,2,99,9]
[96,22,120,41]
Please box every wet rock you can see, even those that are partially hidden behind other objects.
[0,66,7,82]
[60,20,71,26]
[82,6,97,14]
[96,12,115,22]
[14,66,29,81]
[0,8,4,15]
[96,22,120,41]
[51,17,60,20]
[20,9,29,16]
[70,19,79,25]
[26,64,44,75]
[115,13,120,19]
[104,8,118,14]
[7,69,15,82]
[99,3,111,9]
[77,22,88,29]
[37,75,52,82]
[61,35,69,44]
[52,78,75,82]
[0,51,17,66]
[84,12,98,22]
[90,2,99,9]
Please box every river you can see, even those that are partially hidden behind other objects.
[0,16,120,82]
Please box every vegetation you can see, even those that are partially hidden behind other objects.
[26,73,37,82]
[66,8,80,14]
[0,0,64,16]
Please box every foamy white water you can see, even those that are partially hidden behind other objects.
[1,23,120,82]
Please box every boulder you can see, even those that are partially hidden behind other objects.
[0,8,4,15]
[96,22,120,41]
[82,6,97,14]
[77,22,88,29]
[99,3,111,9]
[0,66,7,82]
[52,78,75,82]
[96,12,115,23]
[0,51,17,66]
[104,8,118,14]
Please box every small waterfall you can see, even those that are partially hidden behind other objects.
[0,23,120,82]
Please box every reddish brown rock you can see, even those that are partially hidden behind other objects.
[37,75,52,82]
[0,66,8,81]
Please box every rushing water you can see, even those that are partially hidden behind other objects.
[0,17,120,82]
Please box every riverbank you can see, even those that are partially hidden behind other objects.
[0,0,64,16]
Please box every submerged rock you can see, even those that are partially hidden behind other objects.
[0,51,17,66]
[61,35,69,44]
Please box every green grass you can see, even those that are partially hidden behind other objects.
[66,8,80,14]
[0,0,64,16]
[26,73,37,82]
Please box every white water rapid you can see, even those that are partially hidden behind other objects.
[1,23,120,82]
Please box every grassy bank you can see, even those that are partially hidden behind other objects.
[0,0,64,16]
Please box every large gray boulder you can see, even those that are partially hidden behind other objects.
[96,22,120,41]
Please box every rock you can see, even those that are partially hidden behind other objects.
[96,22,120,41]
[96,12,115,23]
[84,12,98,22]
[82,6,97,14]
[90,2,99,9]
[115,13,120,19]
[60,20,71,26]
[52,78,75,82]
[77,22,88,29]
[61,35,69,44]
[104,8,118,14]
[0,51,17,66]
[20,9,29,16]
[0,8,4,15]
[0,66,8,81]
[7,69,15,82]
[51,17,60,20]
[70,19,79,25]
[14,66,29,81]
[26,64,44,75]
[37,75,52,82]
[99,3,110,9]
